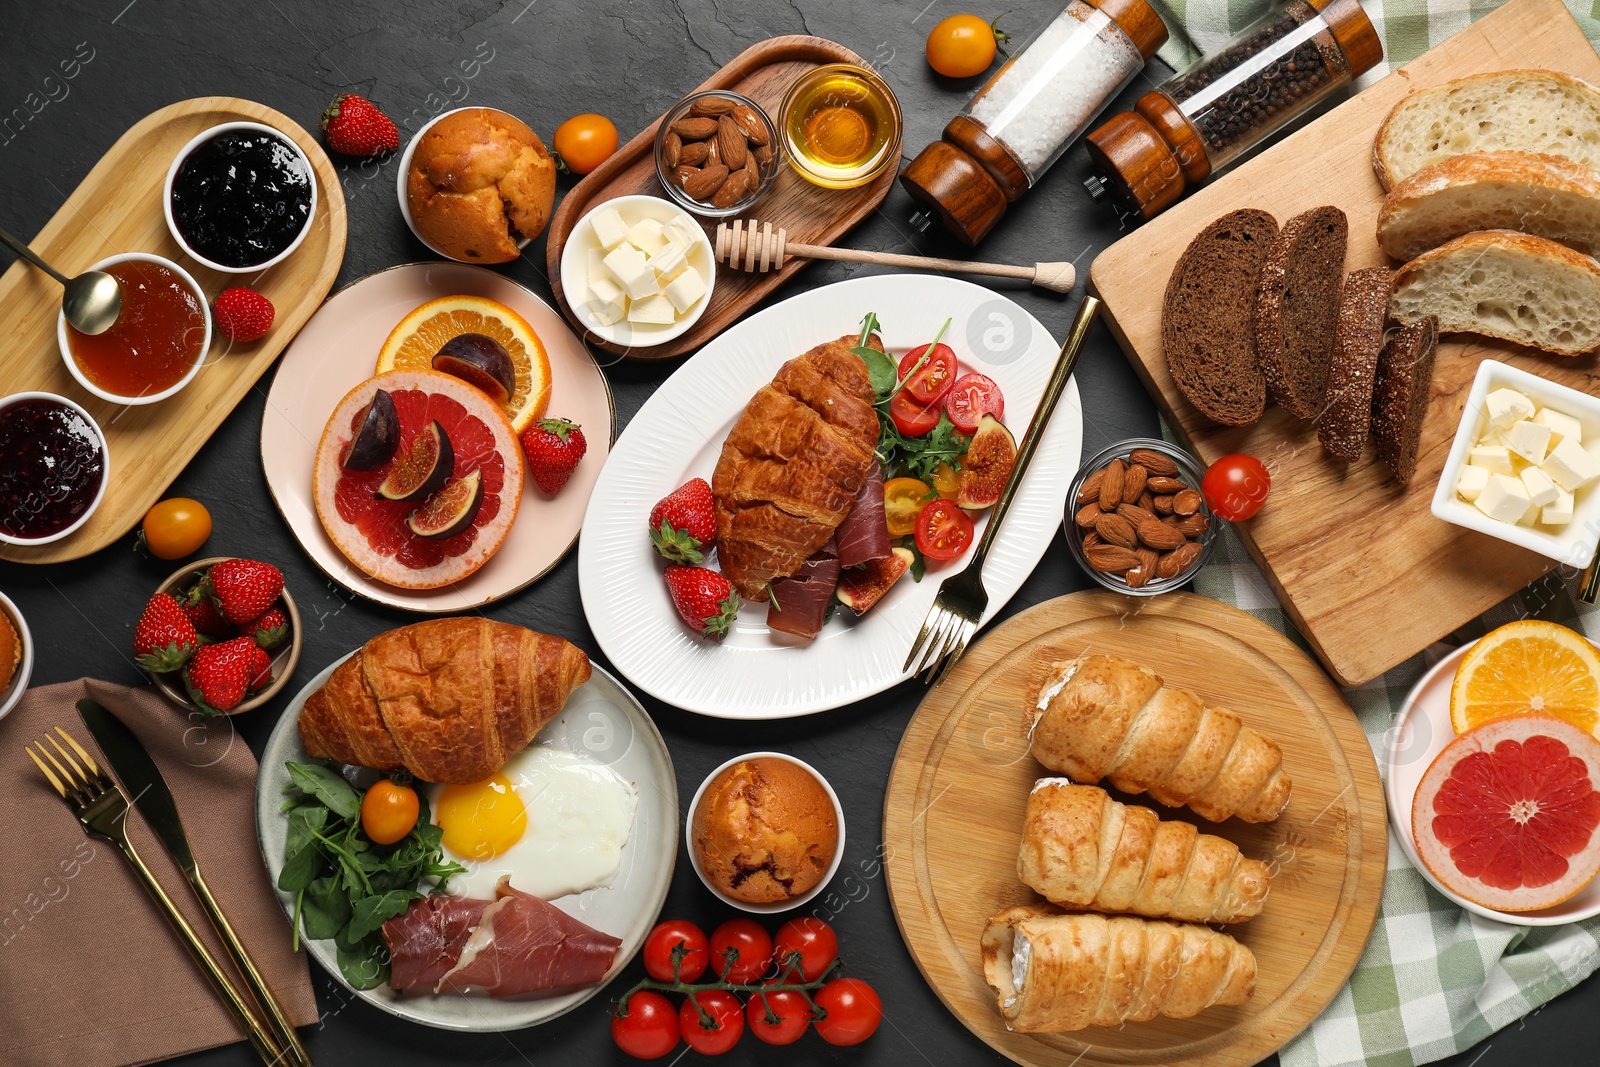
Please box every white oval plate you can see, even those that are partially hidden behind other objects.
[255,654,677,1030]
[1386,642,1600,926]
[578,274,1083,719]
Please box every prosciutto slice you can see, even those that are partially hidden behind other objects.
[766,538,841,640]
[835,463,891,568]
[383,895,490,993]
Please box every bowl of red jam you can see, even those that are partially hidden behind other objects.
[164,121,317,273]
[0,392,109,546]
[56,253,210,405]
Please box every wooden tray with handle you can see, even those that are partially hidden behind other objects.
[883,591,1387,1067]
[545,35,896,361]
[1085,0,1598,686]
[0,96,346,564]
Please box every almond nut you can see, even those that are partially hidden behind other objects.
[717,115,748,170]
[1146,476,1187,494]
[663,131,683,168]
[1075,503,1102,529]
[1174,512,1210,538]
[731,104,769,145]
[670,116,719,140]
[1098,459,1126,511]
[682,163,730,201]
[1121,464,1147,504]
[1152,494,1175,514]
[1137,518,1187,551]
[1129,448,1179,476]
[1095,513,1138,550]
[1116,503,1155,527]
[1173,489,1202,516]
[679,140,710,166]
[689,96,736,117]
[1076,469,1105,505]
[1084,544,1141,574]
[710,168,755,208]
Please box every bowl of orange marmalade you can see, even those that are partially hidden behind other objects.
[57,253,210,405]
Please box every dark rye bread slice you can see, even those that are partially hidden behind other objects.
[1317,267,1393,462]
[1162,209,1279,426]
[1254,206,1349,419]
[1371,315,1440,485]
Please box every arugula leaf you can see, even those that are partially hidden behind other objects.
[348,890,421,941]
[285,761,360,821]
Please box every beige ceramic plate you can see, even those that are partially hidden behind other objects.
[261,263,614,611]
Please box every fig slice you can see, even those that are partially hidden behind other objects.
[956,414,1018,510]
[836,547,913,616]
[432,333,515,406]
[406,469,484,539]
[341,388,399,470]
[376,420,454,502]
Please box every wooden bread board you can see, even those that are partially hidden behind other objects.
[1085,0,1598,686]
[0,97,346,564]
[883,591,1386,1067]
[545,35,896,360]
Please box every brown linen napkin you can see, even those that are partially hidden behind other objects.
[0,679,318,1067]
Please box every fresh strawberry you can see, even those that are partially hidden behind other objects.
[183,636,256,714]
[182,585,233,640]
[213,287,275,343]
[204,558,285,625]
[320,93,399,157]
[239,606,290,650]
[246,646,273,692]
[663,564,739,640]
[649,479,715,564]
[132,593,198,672]
[520,417,587,495]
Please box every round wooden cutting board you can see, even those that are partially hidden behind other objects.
[883,591,1386,1067]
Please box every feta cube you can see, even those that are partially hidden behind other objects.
[1469,444,1515,476]
[1535,407,1583,447]
[589,206,629,249]
[665,216,700,249]
[1507,419,1553,465]
[603,243,659,300]
[1543,437,1600,491]
[1486,387,1534,430]
[1456,464,1491,503]
[1543,487,1575,526]
[1476,473,1533,524]
[627,293,677,326]
[647,241,688,280]
[626,218,669,257]
[1520,465,1560,507]
[583,276,627,326]
[663,266,707,313]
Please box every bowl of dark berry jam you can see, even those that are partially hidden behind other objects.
[0,392,109,546]
[164,121,316,273]
[57,253,210,405]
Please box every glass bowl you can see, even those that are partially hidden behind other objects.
[779,63,902,190]
[1062,437,1218,596]
[653,90,780,218]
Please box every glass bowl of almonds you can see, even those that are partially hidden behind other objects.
[1063,438,1217,596]
[654,90,781,218]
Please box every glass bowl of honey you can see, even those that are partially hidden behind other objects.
[779,63,902,190]
[654,90,781,219]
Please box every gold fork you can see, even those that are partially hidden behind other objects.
[904,295,1102,687]
[25,727,294,1067]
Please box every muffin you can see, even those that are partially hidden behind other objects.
[406,108,556,263]
[0,609,18,692]
[692,757,839,904]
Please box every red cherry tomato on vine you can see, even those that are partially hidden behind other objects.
[710,918,773,983]
[553,113,618,174]
[642,919,709,982]
[1201,453,1271,521]
[746,989,810,1045]
[612,991,680,1059]
[890,391,943,437]
[914,498,975,562]
[897,342,959,405]
[679,990,744,1055]
[814,977,883,1046]
[944,372,1005,434]
[773,916,839,981]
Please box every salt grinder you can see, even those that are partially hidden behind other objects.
[900,0,1167,245]
[1084,0,1382,220]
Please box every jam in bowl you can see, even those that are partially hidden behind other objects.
[164,120,316,273]
[0,392,109,546]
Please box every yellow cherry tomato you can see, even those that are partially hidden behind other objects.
[361,779,420,845]
[884,477,934,538]
[553,113,619,175]
[141,498,212,560]
[930,461,964,500]
[925,14,1003,79]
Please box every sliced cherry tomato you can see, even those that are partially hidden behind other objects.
[884,477,933,538]
[141,497,212,560]
[890,391,942,437]
[680,990,744,1055]
[1201,453,1271,521]
[359,779,419,845]
[642,919,709,983]
[710,918,773,984]
[944,372,1005,434]
[773,916,839,982]
[926,13,1003,78]
[914,498,975,562]
[553,113,618,175]
[930,461,963,500]
[746,989,810,1045]
[613,991,680,1059]
[897,342,959,406]
[814,977,883,1046]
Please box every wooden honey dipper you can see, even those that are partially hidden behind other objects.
[714,220,1077,293]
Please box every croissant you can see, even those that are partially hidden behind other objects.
[298,618,590,784]
[981,904,1256,1032]
[1020,781,1270,923]
[1031,655,1291,823]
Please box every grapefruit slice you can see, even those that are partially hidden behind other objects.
[1450,620,1600,737]
[313,369,523,589]
[1412,715,1600,912]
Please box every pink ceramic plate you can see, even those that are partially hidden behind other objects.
[261,262,613,612]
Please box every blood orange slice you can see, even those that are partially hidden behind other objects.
[313,369,523,589]
[1412,715,1600,912]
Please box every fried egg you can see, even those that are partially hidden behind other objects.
[428,745,638,900]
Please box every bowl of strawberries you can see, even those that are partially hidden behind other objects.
[133,556,301,717]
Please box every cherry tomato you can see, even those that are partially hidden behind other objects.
[1201,453,1271,521]
[944,372,1005,434]
[710,918,773,983]
[141,498,212,560]
[746,989,810,1045]
[914,498,975,562]
[773,916,839,982]
[814,977,883,1046]
[884,477,933,538]
[897,342,959,406]
[359,779,419,845]
[679,990,744,1055]
[926,13,1002,78]
[930,461,963,500]
[890,391,943,437]
[612,990,680,1059]
[553,113,619,175]
[642,919,709,983]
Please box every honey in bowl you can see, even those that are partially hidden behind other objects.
[781,64,902,189]
[67,259,206,399]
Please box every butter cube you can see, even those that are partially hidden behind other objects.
[663,266,706,313]
[583,276,627,326]
[1476,473,1532,524]
[627,293,677,326]
[603,243,659,300]
[1543,437,1600,491]
[1486,387,1534,430]
[1507,419,1552,465]
[1520,465,1560,507]
[665,216,700,249]
[647,240,688,280]
[1535,407,1583,446]
[626,218,669,257]
[1543,487,1575,526]
[1457,464,1491,503]
[1469,444,1514,476]
[589,206,629,249]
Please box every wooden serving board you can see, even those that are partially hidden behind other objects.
[545,35,896,360]
[883,591,1386,1067]
[0,97,346,564]
[1085,0,1599,686]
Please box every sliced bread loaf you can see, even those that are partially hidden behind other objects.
[1317,267,1393,462]
[1377,151,1600,260]
[1371,315,1439,485]
[1374,69,1600,189]
[1162,208,1278,426]
[1390,230,1600,356]
[1254,206,1348,419]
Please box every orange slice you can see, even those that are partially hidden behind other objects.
[1450,620,1600,737]
[377,295,551,432]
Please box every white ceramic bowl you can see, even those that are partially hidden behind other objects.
[0,391,110,546]
[164,121,317,274]
[397,107,534,262]
[558,194,715,350]
[56,253,211,405]
[685,751,845,914]
[1431,360,1600,568]
[0,591,33,722]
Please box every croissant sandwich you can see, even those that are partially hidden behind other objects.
[298,618,590,784]
[1032,655,1291,823]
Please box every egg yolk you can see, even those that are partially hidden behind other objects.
[436,773,527,859]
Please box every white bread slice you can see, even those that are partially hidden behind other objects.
[1390,230,1600,356]
[1373,70,1600,189]
[1378,151,1600,260]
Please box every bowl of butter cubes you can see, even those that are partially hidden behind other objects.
[559,194,716,349]
[1432,360,1600,567]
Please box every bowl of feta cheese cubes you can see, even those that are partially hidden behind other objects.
[559,194,715,348]
[1432,360,1600,567]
